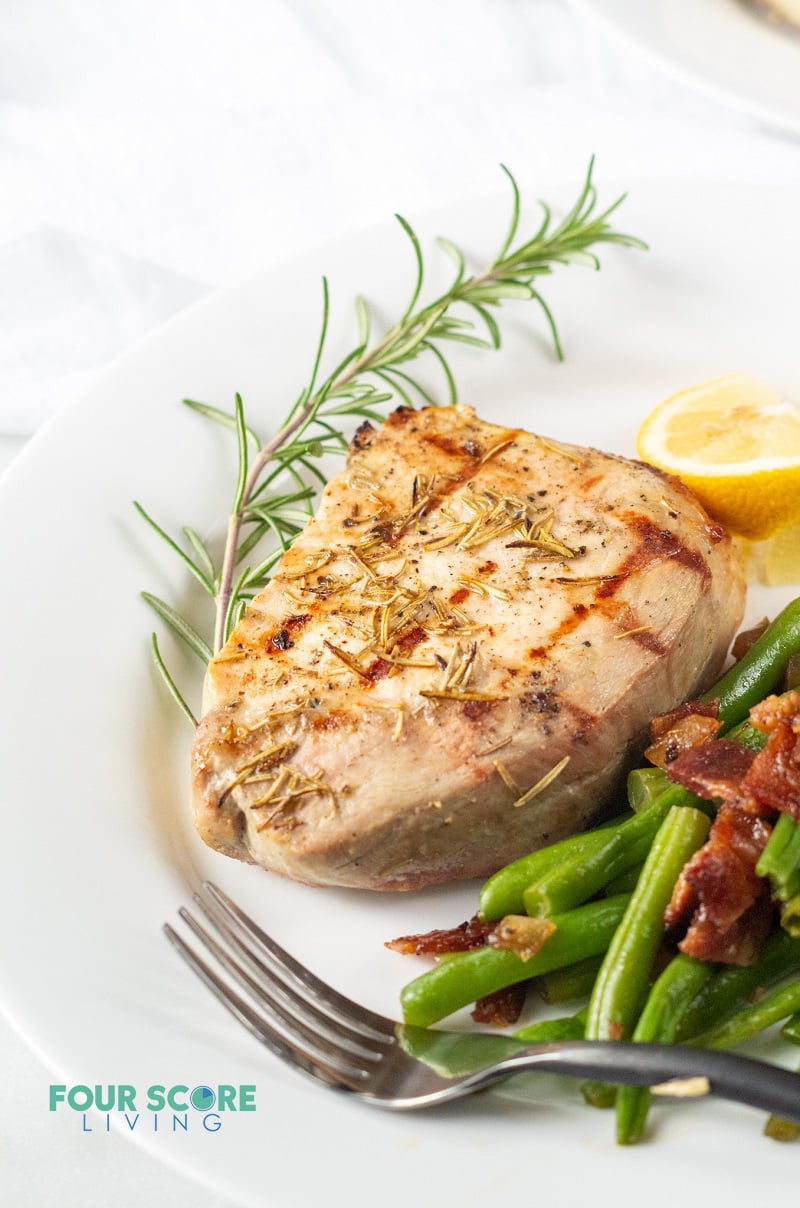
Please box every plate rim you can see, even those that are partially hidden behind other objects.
[2,174,800,1206]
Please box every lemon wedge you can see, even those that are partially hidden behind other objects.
[636,375,800,541]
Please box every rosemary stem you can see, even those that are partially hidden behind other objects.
[214,512,242,653]
[213,400,319,652]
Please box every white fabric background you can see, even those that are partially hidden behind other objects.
[1,1,798,1204]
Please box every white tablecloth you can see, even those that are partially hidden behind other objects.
[2,2,799,1204]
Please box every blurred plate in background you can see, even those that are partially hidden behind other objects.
[569,0,800,135]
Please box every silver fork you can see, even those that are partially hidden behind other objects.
[165,881,800,1122]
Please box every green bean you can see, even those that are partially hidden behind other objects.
[615,954,713,1145]
[477,814,628,921]
[523,786,707,918]
[627,767,671,813]
[604,865,645,896]
[678,930,800,1040]
[537,956,603,1004]
[758,813,800,906]
[781,895,800,938]
[513,1008,587,1044]
[585,806,711,1046]
[781,1013,800,1044]
[397,1026,523,1077]
[581,1080,617,1109]
[690,977,800,1049]
[704,597,800,729]
[400,894,631,1029]
[724,717,768,751]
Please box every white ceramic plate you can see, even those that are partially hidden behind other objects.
[570,0,800,134]
[2,177,800,1207]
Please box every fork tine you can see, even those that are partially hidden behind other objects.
[164,918,373,1092]
[187,895,389,1063]
[202,882,394,1039]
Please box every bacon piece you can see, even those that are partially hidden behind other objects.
[662,740,758,806]
[659,691,800,965]
[665,804,774,966]
[471,981,527,1027]
[742,721,800,823]
[666,875,765,964]
[738,691,800,822]
[749,690,800,734]
[677,885,774,967]
[385,914,493,955]
[663,871,698,934]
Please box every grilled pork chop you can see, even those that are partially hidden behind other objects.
[191,404,745,890]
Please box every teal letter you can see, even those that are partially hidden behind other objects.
[49,1086,66,1111]
[167,1085,189,1111]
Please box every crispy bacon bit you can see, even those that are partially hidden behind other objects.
[731,618,769,662]
[487,915,556,962]
[384,914,493,955]
[749,690,800,735]
[658,690,800,965]
[742,713,800,823]
[471,982,527,1027]
[662,740,758,805]
[665,804,774,966]
[679,885,775,967]
[664,873,697,935]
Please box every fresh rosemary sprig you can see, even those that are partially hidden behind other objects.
[138,159,645,722]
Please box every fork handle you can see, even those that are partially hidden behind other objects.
[475,1041,800,1123]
